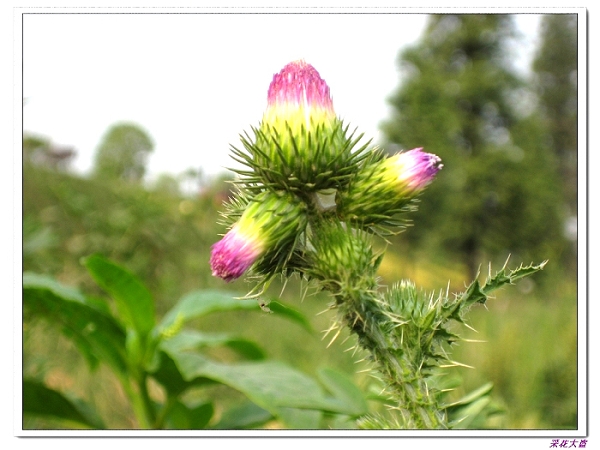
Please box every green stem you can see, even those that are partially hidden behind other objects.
[118,373,153,429]
[153,395,178,429]
[137,373,156,427]
[309,221,447,428]
[338,290,447,429]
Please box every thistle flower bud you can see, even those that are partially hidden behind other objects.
[382,148,442,194]
[210,190,307,282]
[263,59,336,131]
[307,221,380,292]
[240,60,357,191]
[338,148,442,230]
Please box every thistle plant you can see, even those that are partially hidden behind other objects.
[210,60,546,429]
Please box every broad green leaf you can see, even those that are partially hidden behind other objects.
[23,286,128,374]
[448,397,493,429]
[83,254,155,337]
[23,272,86,304]
[276,407,322,429]
[317,368,369,417]
[443,382,503,429]
[161,342,364,420]
[150,351,215,396]
[163,400,214,430]
[160,329,265,360]
[23,379,104,428]
[212,401,273,430]
[159,290,258,331]
[225,339,267,361]
[159,290,313,335]
[266,300,313,333]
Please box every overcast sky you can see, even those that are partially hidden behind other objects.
[22,12,543,183]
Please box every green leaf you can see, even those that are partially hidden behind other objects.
[317,368,369,417]
[449,397,493,429]
[164,400,214,430]
[442,382,494,411]
[150,351,215,396]
[83,254,155,337]
[276,407,322,429]
[482,260,548,295]
[23,272,87,304]
[160,329,266,361]
[161,342,363,421]
[265,300,314,333]
[212,401,273,429]
[159,290,314,335]
[443,382,501,429]
[23,284,128,374]
[159,290,259,331]
[225,339,267,361]
[459,279,487,307]
[23,379,104,428]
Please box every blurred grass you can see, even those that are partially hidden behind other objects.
[449,279,578,429]
[22,164,578,429]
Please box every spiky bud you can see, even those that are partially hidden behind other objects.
[235,60,361,192]
[307,221,380,293]
[338,148,442,230]
[210,190,307,282]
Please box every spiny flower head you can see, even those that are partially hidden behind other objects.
[237,60,359,192]
[337,148,442,232]
[210,190,307,282]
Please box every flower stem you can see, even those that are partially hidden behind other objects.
[336,287,447,429]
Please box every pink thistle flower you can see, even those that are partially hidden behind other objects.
[338,148,442,228]
[263,59,336,128]
[210,190,307,282]
[383,148,443,194]
[210,224,265,282]
[250,60,352,190]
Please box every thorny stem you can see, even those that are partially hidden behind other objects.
[332,285,447,429]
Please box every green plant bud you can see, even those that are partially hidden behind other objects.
[231,61,367,192]
[211,189,307,282]
[338,148,442,232]
[307,221,380,291]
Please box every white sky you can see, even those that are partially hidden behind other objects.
[22,12,542,183]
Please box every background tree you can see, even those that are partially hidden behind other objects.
[151,173,181,197]
[92,122,154,182]
[23,134,76,172]
[381,14,566,278]
[532,14,578,237]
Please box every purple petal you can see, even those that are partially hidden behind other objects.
[267,60,334,112]
[210,228,263,282]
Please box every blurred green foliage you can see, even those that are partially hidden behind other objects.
[92,123,154,183]
[381,14,573,279]
[532,14,578,217]
[23,163,224,316]
[377,14,578,429]
[23,258,371,429]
